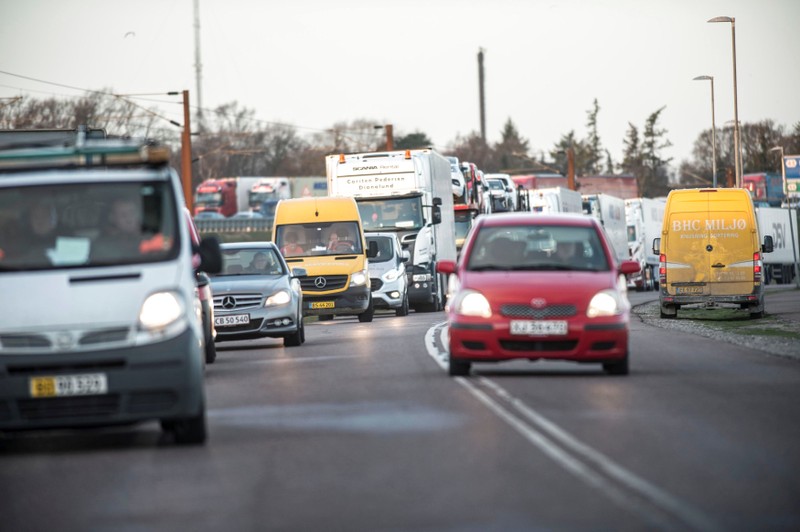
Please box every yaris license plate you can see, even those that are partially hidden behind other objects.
[510,320,568,336]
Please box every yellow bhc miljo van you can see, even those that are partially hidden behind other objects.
[272,197,378,322]
[653,188,773,319]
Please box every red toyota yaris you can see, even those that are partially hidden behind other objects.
[437,213,641,376]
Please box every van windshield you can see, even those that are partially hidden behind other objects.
[275,221,362,258]
[0,181,179,271]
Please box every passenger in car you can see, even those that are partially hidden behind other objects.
[280,231,304,257]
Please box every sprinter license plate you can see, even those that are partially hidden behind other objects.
[30,374,108,398]
[215,314,250,327]
[311,301,335,309]
[676,286,704,294]
[510,320,568,336]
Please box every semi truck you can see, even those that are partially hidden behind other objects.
[194,176,260,217]
[743,172,785,207]
[248,178,292,212]
[528,187,582,214]
[326,149,457,312]
[624,197,666,291]
[582,193,628,263]
[756,206,799,284]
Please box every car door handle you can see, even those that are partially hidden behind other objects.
[711,263,726,268]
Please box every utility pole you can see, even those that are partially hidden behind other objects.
[182,90,194,213]
[478,48,486,143]
[567,147,576,191]
[385,124,393,151]
[193,0,203,128]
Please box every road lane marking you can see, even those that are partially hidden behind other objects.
[425,323,718,532]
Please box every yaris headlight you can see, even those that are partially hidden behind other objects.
[587,289,625,318]
[455,289,492,318]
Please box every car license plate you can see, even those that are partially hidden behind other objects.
[30,373,108,398]
[676,285,704,294]
[311,301,335,309]
[214,314,250,327]
[510,320,568,336]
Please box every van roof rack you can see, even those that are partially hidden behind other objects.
[0,130,170,172]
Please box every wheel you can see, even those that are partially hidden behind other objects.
[449,357,471,377]
[204,335,217,364]
[395,292,409,317]
[358,296,374,323]
[660,305,677,319]
[162,401,207,445]
[284,316,303,346]
[300,317,306,343]
[603,353,629,375]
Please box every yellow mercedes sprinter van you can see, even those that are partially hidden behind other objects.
[273,197,376,322]
[653,188,773,319]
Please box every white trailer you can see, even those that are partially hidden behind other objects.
[582,193,628,263]
[756,206,799,285]
[326,149,456,312]
[528,187,582,214]
[624,197,665,291]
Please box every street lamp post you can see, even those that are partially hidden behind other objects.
[693,75,718,187]
[770,146,787,197]
[708,16,741,188]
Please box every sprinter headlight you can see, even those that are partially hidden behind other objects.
[587,290,623,318]
[265,290,291,307]
[350,270,368,287]
[455,290,492,318]
[139,291,184,330]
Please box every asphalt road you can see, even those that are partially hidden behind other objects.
[2,292,800,531]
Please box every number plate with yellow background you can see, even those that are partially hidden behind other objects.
[311,301,335,309]
[30,374,108,398]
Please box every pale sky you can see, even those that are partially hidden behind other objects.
[1,0,798,173]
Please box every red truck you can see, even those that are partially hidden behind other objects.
[194,178,237,217]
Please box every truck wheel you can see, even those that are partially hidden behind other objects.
[358,296,374,323]
[660,305,677,319]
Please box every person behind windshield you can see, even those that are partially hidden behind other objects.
[246,251,274,273]
[8,200,60,264]
[281,231,303,257]
[553,241,581,265]
[327,230,354,253]
[92,198,163,261]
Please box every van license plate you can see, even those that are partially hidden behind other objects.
[676,286,704,294]
[311,301,335,309]
[215,314,250,327]
[510,320,568,336]
[30,374,108,398]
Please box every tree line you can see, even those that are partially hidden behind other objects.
[1,92,797,198]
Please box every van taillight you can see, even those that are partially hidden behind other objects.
[659,253,667,285]
[753,252,762,282]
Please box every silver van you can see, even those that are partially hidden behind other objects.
[366,232,410,316]
[0,135,221,444]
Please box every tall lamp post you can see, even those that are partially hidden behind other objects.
[708,16,741,188]
[770,146,787,197]
[693,76,718,187]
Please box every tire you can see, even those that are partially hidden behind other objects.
[358,296,374,323]
[660,305,677,319]
[603,353,629,375]
[449,357,471,377]
[284,316,303,347]
[396,292,409,317]
[204,336,217,364]
[162,401,207,445]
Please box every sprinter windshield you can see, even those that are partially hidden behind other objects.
[275,222,362,257]
[0,182,179,271]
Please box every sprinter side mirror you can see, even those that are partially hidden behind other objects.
[367,240,379,259]
[198,236,222,274]
[652,238,661,255]
[762,235,774,254]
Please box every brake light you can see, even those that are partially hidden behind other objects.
[659,253,667,286]
[753,252,762,282]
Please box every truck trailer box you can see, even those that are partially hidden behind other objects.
[529,187,582,214]
[755,206,799,284]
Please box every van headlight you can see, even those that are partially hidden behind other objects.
[350,269,368,287]
[139,291,184,330]
[265,290,291,307]
[382,269,401,282]
[587,290,624,318]
[455,289,492,318]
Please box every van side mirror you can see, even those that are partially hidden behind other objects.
[652,238,661,255]
[432,204,442,225]
[198,236,222,274]
[433,197,442,206]
[367,240,379,259]
[401,249,410,263]
[762,235,774,254]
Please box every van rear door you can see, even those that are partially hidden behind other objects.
[706,193,756,296]
[666,195,710,296]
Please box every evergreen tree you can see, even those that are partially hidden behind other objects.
[585,99,604,174]
[493,118,530,172]
[640,106,673,197]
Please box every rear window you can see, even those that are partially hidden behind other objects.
[0,181,179,271]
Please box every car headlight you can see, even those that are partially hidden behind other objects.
[351,270,368,287]
[382,269,401,282]
[455,289,492,318]
[265,289,291,307]
[139,291,184,330]
[587,290,623,318]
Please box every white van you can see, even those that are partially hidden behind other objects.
[0,135,221,444]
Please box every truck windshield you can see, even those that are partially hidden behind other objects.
[275,222,363,258]
[454,212,472,241]
[358,197,424,231]
[0,181,179,271]
[195,192,222,208]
